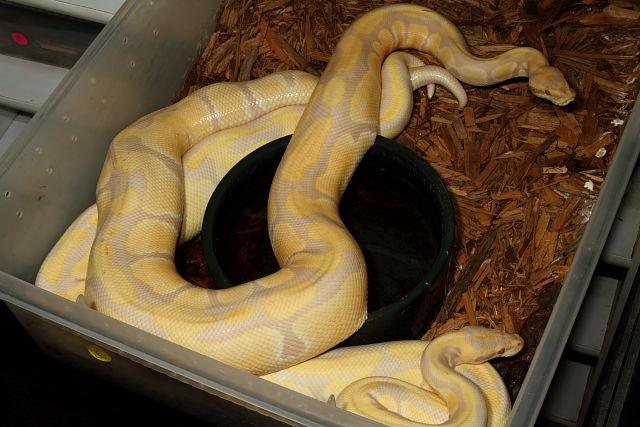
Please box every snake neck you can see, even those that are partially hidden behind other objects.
[448,46,549,86]
[421,337,488,426]
[418,327,523,425]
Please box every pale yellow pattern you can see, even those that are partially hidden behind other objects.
[130,258,183,294]
[36,3,575,425]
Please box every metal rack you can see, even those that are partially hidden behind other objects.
[539,164,640,426]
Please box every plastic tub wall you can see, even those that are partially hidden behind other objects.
[0,1,379,425]
[1,0,639,425]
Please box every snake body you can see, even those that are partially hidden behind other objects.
[37,52,466,302]
[263,327,524,426]
[36,3,575,424]
[336,327,523,426]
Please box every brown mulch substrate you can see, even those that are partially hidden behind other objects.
[175,0,640,399]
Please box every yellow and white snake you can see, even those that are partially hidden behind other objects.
[36,4,574,425]
[263,326,524,426]
[36,51,466,301]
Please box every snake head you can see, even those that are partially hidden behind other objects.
[529,66,576,106]
[461,326,525,362]
[496,334,524,358]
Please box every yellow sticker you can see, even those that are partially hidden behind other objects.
[87,344,112,362]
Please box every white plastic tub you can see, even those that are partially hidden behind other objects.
[1,1,639,425]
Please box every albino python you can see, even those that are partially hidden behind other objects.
[264,326,524,426]
[37,51,466,301]
[37,4,574,425]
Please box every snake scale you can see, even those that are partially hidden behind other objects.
[37,4,574,425]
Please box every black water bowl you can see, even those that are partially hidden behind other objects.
[202,135,454,346]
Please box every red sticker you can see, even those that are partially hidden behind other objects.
[11,32,29,46]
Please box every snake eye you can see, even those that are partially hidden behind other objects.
[545,89,551,96]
